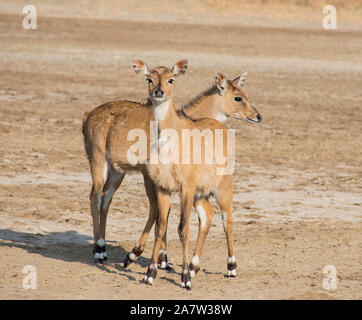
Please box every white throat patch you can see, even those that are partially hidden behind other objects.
[153,100,170,121]
[216,111,229,123]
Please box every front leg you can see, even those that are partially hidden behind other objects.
[178,187,195,290]
[143,190,171,285]
[217,178,237,277]
[157,207,171,269]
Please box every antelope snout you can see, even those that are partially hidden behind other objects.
[246,113,262,124]
[153,88,165,99]
[247,105,262,123]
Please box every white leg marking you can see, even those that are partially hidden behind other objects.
[159,251,168,269]
[101,183,115,212]
[228,256,236,264]
[196,205,207,230]
[95,252,104,260]
[227,269,237,277]
[101,171,125,212]
[129,252,137,261]
[98,238,105,247]
[145,276,153,284]
[94,239,106,260]
[190,256,199,278]
[191,255,199,266]
[103,161,108,182]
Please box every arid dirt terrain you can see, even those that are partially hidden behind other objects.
[0,1,361,299]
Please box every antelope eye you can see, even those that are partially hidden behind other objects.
[146,78,153,83]
[234,96,244,102]
[168,78,175,84]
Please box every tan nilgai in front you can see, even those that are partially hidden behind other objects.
[127,60,249,289]
[82,60,261,272]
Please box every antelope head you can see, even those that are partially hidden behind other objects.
[133,59,188,106]
[215,72,262,124]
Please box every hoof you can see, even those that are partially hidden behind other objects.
[123,257,131,268]
[227,256,237,277]
[189,256,200,278]
[226,269,237,277]
[143,264,157,286]
[160,261,171,270]
[93,243,107,263]
[124,246,144,268]
[181,280,192,290]
[189,264,200,278]
[158,250,170,270]
[123,252,137,268]
[94,254,106,264]
[181,269,192,290]
[143,276,154,285]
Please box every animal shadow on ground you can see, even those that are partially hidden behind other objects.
[0,228,182,285]
[0,228,147,269]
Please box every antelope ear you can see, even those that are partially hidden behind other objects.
[232,72,247,88]
[215,72,227,95]
[171,59,188,76]
[133,59,150,76]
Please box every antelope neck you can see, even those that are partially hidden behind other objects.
[184,91,223,122]
[152,98,179,129]
[152,98,171,121]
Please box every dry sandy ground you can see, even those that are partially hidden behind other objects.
[0,1,361,299]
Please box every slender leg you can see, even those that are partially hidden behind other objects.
[216,175,237,277]
[157,207,171,269]
[98,170,126,261]
[124,170,159,267]
[144,190,171,285]
[178,187,196,289]
[89,159,107,262]
[189,198,214,278]
[84,111,109,263]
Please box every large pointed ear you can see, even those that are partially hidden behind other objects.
[133,59,150,76]
[171,59,188,76]
[215,72,227,96]
[232,72,247,88]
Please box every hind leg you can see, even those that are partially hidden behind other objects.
[216,175,237,277]
[98,170,126,262]
[189,198,214,278]
[89,160,107,262]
